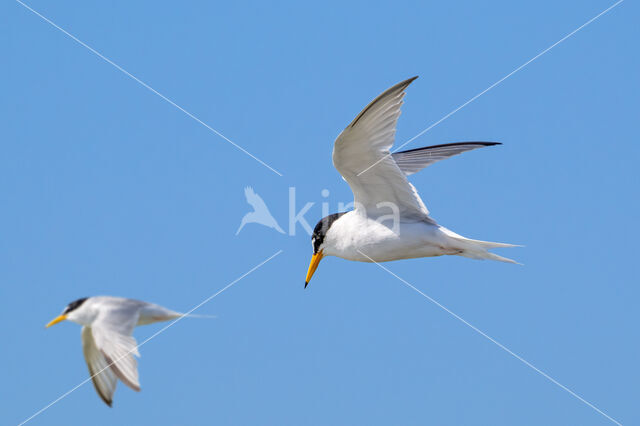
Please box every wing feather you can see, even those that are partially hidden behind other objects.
[82,326,118,406]
[91,312,140,391]
[392,142,500,175]
[333,76,433,219]
[89,303,143,393]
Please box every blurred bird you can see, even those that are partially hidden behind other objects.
[236,186,285,235]
[305,76,518,287]
[46,296,193,406]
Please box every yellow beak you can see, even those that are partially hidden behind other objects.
[305,250,324,288]
[46,314,67,328]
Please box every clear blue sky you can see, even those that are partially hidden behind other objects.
[3,1,638,425]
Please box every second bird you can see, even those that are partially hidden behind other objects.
[46,296,187,406]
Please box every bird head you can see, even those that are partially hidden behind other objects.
[305,212,346,288]
[46,297,89,327]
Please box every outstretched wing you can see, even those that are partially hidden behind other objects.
[82,326,118,406]
[333,76,431,219]
[82,303,142,403]
[392,142,501,175]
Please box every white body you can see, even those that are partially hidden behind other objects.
[322,212,514,263]
[323,213,454,262]
[67,296,181,327]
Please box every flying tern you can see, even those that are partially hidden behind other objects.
[305,76,518,287]
[46,296,192,406]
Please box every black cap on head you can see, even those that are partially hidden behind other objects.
[306,212,349,288]
[311,212,346,253]
[63,297,88,314]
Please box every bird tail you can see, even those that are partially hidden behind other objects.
[440,227,521,264]
[179,313,217,319]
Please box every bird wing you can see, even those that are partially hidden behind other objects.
[244,186,270,213]
[332,76,432,219]
[88,304,142,393]
[81,326,118,406]
[392,142,501,175]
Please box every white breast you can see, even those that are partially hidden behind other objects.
[322,211,451,262]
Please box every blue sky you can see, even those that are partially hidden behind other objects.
[2,0,639,425]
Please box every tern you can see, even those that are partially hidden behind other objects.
[46,296,188,406]
[305,76,518,287]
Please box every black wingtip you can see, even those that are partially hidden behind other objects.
[400,76,419,89]
[304,281,309,289]
[395,141,502,155]
[453,141,501,147]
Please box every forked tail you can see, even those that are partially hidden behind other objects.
[440,227,521,264]
[457,239,521,264]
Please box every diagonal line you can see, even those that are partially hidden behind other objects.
[356,249,622,425]
[14,0,283,177]
[357,0,624,177]
[18,249,284,426]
